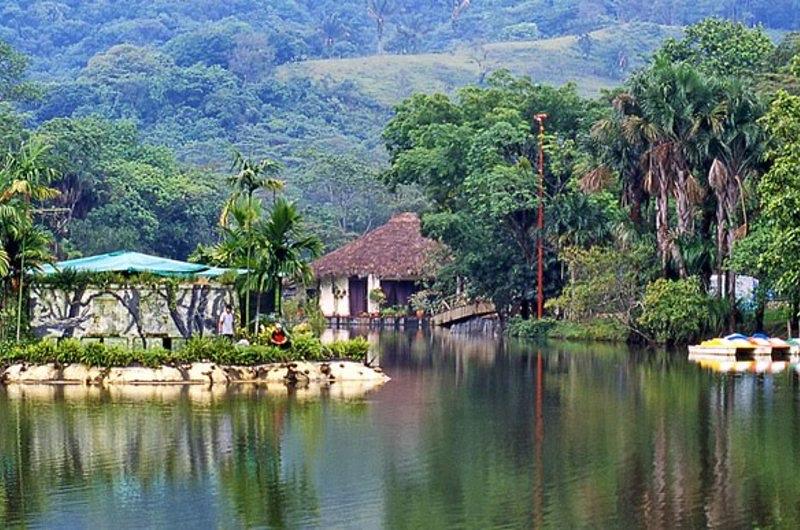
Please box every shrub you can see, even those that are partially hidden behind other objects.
[548,319,629,342]
[290,332,323,360]
[506,317,555,338]
[325,337,369,361]
[637,277,707,344]
[0,335,371,367]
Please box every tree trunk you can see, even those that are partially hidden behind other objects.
[274,280,283,317]
[656,187,671,276]
[254,284,262,334]
[791,295,800,339]
[245,246,251,332]
[673,169,695,237]
[714,201,725,299]
[521,300,530,320]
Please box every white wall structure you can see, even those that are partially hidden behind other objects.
[29,282,236,345]
[318,275,350,317]
[367,274,381,314]
[709,274,759,301]
[317,275,383,317]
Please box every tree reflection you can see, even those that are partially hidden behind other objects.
[0,386,371,527]
[3,335,800,527]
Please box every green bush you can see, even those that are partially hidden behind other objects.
[548,319,629,342]
[0,335,370,367]
[287,332,323,359]
[505,317,628,342]
[506,317,556,338]
[325,336,369,361]
[637,277,707,344]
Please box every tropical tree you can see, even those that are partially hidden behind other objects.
[255,199,322,317]
[383,72,608,317]
[626,57,717,278]
[221,151,285,329]
[706,80,766,307]
[582,90,650,226]
[0,137,59,340]
[738,89,800,333]
[658,18,775,78]
[200,196,321,324]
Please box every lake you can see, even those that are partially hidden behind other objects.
[1,330,799,528]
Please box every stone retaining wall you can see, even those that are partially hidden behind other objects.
[1,361,389,386]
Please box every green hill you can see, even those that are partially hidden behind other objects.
[277,24,683,105]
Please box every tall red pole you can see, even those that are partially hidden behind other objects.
[534,114,547,320]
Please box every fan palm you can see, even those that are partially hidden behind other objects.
[582,91,650,226]
[626,58,720,276]
[707,80,766,307]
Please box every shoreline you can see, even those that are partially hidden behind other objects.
[1,361,389,386]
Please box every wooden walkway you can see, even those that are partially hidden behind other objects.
[430,301,496,327]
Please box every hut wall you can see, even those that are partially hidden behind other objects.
[29,283,235,343]
[367,275,381,314]
[319,275,350,317]
[319,275,384,317]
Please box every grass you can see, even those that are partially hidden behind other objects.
[548,319,629,342]
[276,23,682,105]
[506,316,629,342]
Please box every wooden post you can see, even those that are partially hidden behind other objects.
[534,113,548,320]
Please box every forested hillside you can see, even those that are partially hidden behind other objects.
[0,1,798,263]
[1,0,796,75]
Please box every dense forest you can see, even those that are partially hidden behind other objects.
[1,1,800,340]
[2,0,798,72]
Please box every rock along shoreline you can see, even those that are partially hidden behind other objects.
[1,361,389,386]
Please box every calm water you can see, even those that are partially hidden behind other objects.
[2,331,800,529]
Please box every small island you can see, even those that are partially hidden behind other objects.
[0,335,388,386]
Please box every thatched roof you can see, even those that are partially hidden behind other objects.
[312,213,441,279]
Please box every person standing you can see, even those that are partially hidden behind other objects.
[218,304,235,340]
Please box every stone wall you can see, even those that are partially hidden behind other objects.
[448,315,502,336]
[29,282,236,345]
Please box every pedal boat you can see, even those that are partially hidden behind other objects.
[748,333,791,360]
[688,335,756,360]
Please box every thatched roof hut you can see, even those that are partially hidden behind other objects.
[312,213,442,317]
[312,212,440,280]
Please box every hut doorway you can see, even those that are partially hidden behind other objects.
[348,276,368,316]
[382,280,417,308]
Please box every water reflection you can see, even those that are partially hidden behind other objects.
[1,331,800,528]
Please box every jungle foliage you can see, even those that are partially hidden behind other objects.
[384,19,800,343]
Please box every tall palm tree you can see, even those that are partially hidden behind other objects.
[707,80,766,314]
[627,58,718,277]
[221,151,285,330]
[223,151,284,219]
[0,137,59,341]
[582,91,650,226]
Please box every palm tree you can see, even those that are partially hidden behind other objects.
[224,151,284,212]
[627,58,718,277]
[582,90,650,226]
[221,151,285,330]
[707,80,766,321]
[256,199,322,317]
[0,137,59,340]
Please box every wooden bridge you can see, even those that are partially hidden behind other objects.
[430,300,497,327]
